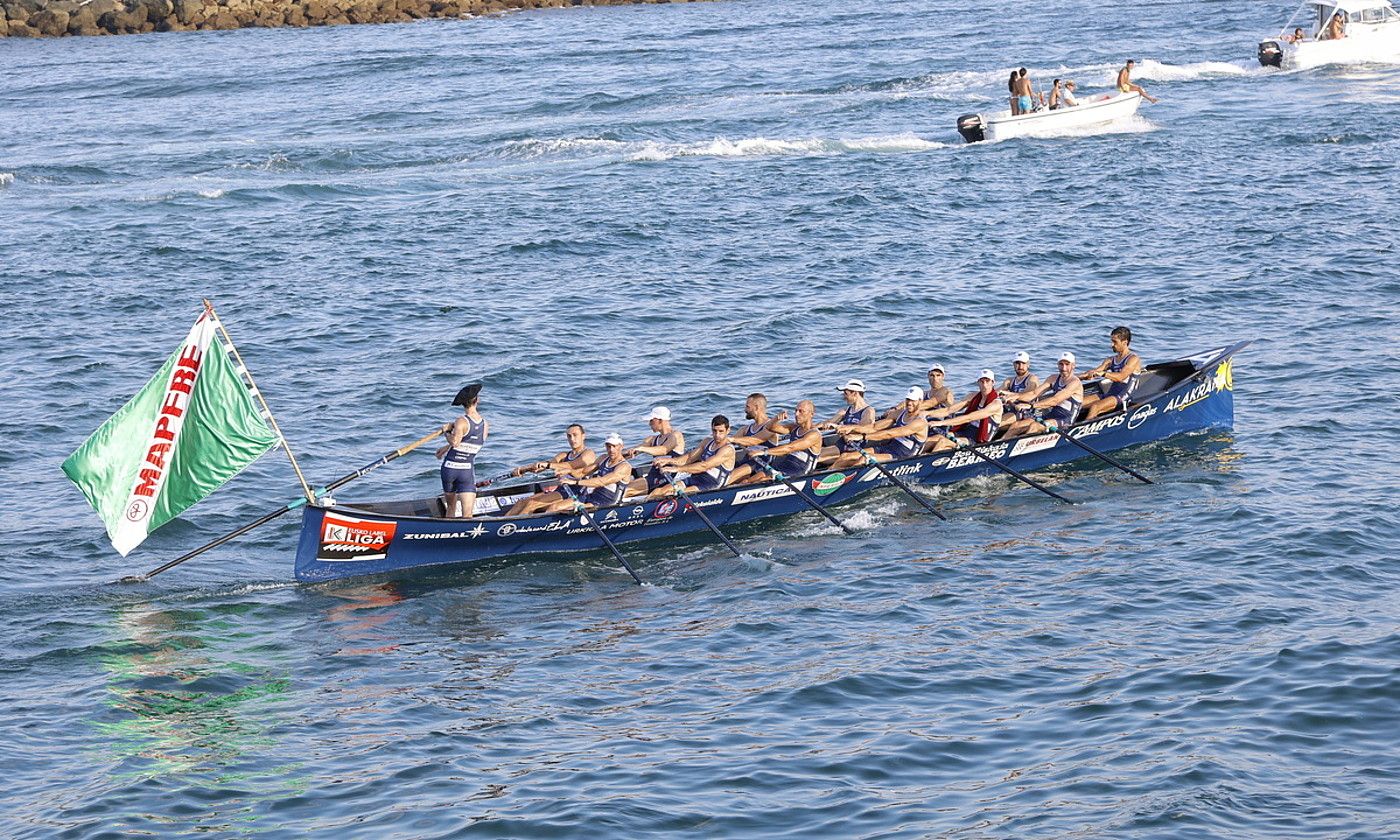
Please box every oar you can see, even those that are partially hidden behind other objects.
[855,437,947,520]
[1044,420,1153,484]
[120,423,450,584]
[754,455,853,534]
[558,483,644,585]
[944,431,1074,504]
[476,467,556,490]
[665,472,743,557]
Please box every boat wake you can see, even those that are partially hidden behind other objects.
[502,134,951,163]
[0,172,14,188]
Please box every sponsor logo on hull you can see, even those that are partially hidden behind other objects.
[1127,403,1157,430]
[1010,434,1058,458]
[811,472,851,496]
[732,484,795,505]
[318,512,398,562]
[404,523,487,541]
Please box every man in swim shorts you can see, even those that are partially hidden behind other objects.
[1117,60,1159,104]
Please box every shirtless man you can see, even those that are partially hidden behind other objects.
[651,415,737,496]
[1013,67,1036,114]
[726,392,778,485]
[829,387,929,469]
[505,424,597,516]
[1323,11,1346,40]
[999,351,1041,429]
[742,399,824,483]
[1001,352,1085,437]
[819,379,876,465]
[1079,326,1143,420]
[546,433,633,514]
[1285,26,1307,43]
[435,383,487,518]
[926,370,1004,452]
[1117,59,1159,104]
[624,406,686,497]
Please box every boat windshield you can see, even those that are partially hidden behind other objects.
[1284,0,1399,33]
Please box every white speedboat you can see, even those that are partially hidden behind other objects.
[1259,0,1400,69]
[956,91,1142,144]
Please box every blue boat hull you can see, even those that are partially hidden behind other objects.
[294,343,1245,583]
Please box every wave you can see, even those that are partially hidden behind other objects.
[0,172,13,187]
[1133,59,1258,82]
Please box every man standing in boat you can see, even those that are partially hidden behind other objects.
[624,406,686,497]
[651,415,737,496]
[740,399,824,484]
[1013,67,1036,114]
[1001,353,1085,438]
[436,383,487,518]
[1117,60,1159,103]
[830,387,930,467]
[1079,326,1144,420]
[504,424,598,516]
[819,379,876,465]
[926,370,1005,451]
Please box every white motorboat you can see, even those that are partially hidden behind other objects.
[1258,0,1400,69]
[956,91,1142,144]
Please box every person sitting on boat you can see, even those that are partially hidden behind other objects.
[1061,80,1080,107]
[1047,78,1063,109]
[650,415,737,496]
[546,433,633,514]
[1079,326,1143,420]
[1117,60,1159,104]
[435,383,487,519]
[726,392,780,485]
[624,406,686,497]
[503,424,598,516]
[999,351,1040,429]
[922,364,956,414]
[829,387,930,468]
[1322,12,1346,40]
[925,370,1004,451]
[741,399,824,484]
[819,379,876,465]
[1001,352,1085,438]
[1285,26,1308,43]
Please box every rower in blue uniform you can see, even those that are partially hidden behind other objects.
[624,406,686,498]
[921,364,956,415]
[1002,352,1085,438]
[927,371,1004,451]
[727,392,779,485]
[819,379,876,465]
[435,383,488,518]
[830,386,929,468]
[651,415,736,496]
[998,350,1040,431]
[740,399,823,484]
[1080,326,1143,420]
[505,424,599,516]
[547,433,633,513]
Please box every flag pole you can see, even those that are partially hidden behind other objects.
[203,299,314,503]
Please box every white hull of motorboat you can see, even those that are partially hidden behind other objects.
[956,92,1143,144]
[1258,31,1400,68]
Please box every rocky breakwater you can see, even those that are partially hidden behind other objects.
[1,0,706,37]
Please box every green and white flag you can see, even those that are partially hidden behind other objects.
[62,310,280,556]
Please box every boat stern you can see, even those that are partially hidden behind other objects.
[956,113,986,143]
[1258,38,1285,67]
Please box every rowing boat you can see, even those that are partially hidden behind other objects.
[293,341,1248,582]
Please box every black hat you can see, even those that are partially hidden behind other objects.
[452,383,482,407]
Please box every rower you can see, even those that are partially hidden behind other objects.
[434,383,488,518]
[727,392,778,485]
[830,386,929,468]
[504,423,597,516]
[624,406,686,497]
[1002,352,1085,437]
[742,399,823,484]
[922,363,956,414]
[998,351,1040,431]
[1079,326,1142,420]
[819,379,875,465]
[546,433,633,514]
[926,370,1004,451]
[651,415,736,496]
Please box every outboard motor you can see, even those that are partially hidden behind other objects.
[956,113,986,144]
[1258,40,1283,67]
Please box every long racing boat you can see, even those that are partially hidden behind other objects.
[293,342,1249,583]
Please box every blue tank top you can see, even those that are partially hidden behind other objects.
[1008,373,1034,394]
[838,404,875,452]
[1105,352,1140,400]
[739,418,767,439]
[783,425,821,474]
[647,431,685,456]
[890,407,927,451]
[694,438,733,488]
[1046,374,1082,421]
[443,415,485,468]
[582,455,629,504]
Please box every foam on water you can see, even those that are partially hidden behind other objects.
[0,173,14,187]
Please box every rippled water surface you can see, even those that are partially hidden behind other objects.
[3,0,1399,836]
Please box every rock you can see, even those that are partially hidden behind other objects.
[29,7,70,34]
[8,18,38,33]
[5,4,31,24]
[65,4,94,29]
[143,0,173,21]
[170,0,200,22]
[0,15,7,33]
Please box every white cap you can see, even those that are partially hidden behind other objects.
[978,369,996,381]
[929,363,945,374]
[1058,351,1076,364]
[906,386,924,401]
[837,379,866,393]
[648,406,671,421]
[604,432,624,446]
[1013,351,1030,364]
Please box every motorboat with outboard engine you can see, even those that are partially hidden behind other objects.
[957,91,1142,144]
[1259,0,1400,69]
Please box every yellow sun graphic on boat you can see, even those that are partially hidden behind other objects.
[1213,360,1233,391]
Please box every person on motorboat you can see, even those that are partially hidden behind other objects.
[1001,353,1085,438]
[1117,60,1159,103]
[546,433,633,514]
[1061,80,1080,107]
[1286,25,1308,43]
[829,386,930,468]
[504,423,598,516]
[725,392,780,485]
[1008,71,1022,115]
[436,383,487,518]
[1079,326,1143,420]
[999,351,1041,428]
[1047,78,1063,109]
[1014,68,1035,115]
[925,370,1005,451]
[819,379,876,465]
[650,415,736,496]
[624,405,686,497]
[922,364,956,414]
[1323,11,1347,39]
[740,399,824,483]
